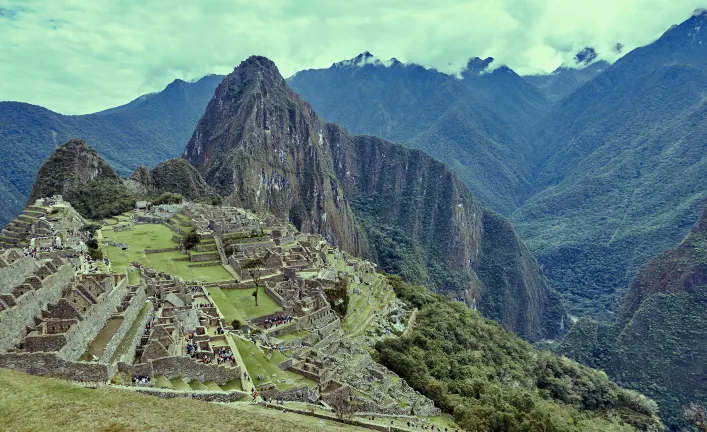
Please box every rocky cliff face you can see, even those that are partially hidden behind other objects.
[184,56,361,254]
[28,138,119,204]
[184,56,566,341]
[558,199,707,430]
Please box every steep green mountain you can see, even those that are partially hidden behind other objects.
[128,158,219,202]
[558,200,707,431]
[377,276,663,432]
[27,139,136,220]
[512,10,707,319]
[524,48,611,102]
[0,74,222,226]
[184,56,567,341]
[461,57,551,133]
[287,53,536,215]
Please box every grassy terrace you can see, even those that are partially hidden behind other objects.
[206,286,283,324]
[101,223,231,283]
[0,368,363,431]
[231,335,316,391]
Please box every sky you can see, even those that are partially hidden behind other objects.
[1,0,705,114]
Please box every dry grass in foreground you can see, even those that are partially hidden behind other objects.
[0,368,365,432]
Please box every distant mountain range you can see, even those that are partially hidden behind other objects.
[289,11,707,321]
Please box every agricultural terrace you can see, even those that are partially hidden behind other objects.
[231,335,316,391]
[101,223,232,283]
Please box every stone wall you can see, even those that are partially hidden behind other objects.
[100,287,147,363]
[0,352,113,382]
[116,303,153,364]
[145,246,180,254]
[264,284,286,308]
[58,277,130,361]
[0,262,73,352]
[190,252,219,262]
[0,256,39,294]
[132,386,247,402]
[260,385,320,403]
[150,356,240,385]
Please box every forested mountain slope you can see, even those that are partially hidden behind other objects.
[512,10,707,318]
[558,199,707,430]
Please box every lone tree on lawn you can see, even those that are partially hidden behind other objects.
[242,257,265,306]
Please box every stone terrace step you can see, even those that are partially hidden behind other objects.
[203,381,224,392]
[188,380,208,391]
[169,377,191,391]
[154,375,174,389]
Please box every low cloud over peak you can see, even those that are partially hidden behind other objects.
[1,0,704,114]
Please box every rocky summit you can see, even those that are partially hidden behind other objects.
[184,56,566,341]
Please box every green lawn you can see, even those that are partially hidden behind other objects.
[206,287,247,324]
[277,329,310,343]
[232,336,316,391]
[101,224,232,283]
[222,287,283,319]
[0,368,365,432]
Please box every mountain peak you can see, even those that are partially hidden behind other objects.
[574,47,598,66]
[237,55,280,73]
[332,52,399,68]
[463,57,495,75]
[28,138,119,205]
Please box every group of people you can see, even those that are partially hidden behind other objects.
[132,375,150,385]
[405,421,456,431]
[216,347,236,365]
[262,314,293,330]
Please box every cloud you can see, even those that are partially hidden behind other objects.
[0,0,704,114]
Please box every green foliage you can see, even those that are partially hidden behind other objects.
[377,279,662,432]
[181,232,200,250]
[151,192,184,205]
[242,257,265,287]
[79,224,102,236]
[70,179,136,220]
[324,278,350,317]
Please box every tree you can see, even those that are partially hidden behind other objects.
[242,257,265,306]
[182,232,200,250]
[330,390,356,421]
[685,404,707,432]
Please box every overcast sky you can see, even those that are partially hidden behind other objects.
[1,0,705,114]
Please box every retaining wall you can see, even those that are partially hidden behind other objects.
[100,287,147,363]
[0,262,74,352]
[0,352,114,382]
[150,356,241,385]
[58,277,130,361]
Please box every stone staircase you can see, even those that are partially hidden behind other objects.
[154,375,243,393]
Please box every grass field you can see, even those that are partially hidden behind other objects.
[206,286,283,324]
[223,287,283,319]
[101,224,232,283]
[0,368,364,432]
[231,335,316,391]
